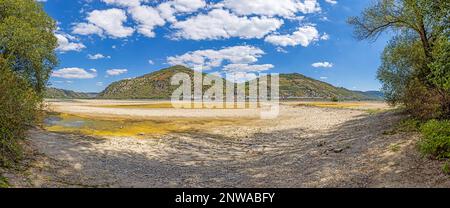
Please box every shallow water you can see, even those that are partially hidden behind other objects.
[45,116,86,128]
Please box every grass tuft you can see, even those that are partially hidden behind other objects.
[0,175,9,188]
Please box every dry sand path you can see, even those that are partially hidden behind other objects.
[4,101,449,187]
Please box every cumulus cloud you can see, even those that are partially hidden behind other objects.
[312,62,333,68]
[265,25,319,47]
[68,0,327,46]
[168,45,274,82]
[167,46,266,70]
[88,53,110,60]
[222,0,321,18]
[106,69,128,76]
[222,63,274,83]
[223,64,274,73]
[73,8,134,38]
[320,33,330,40]
[171,9,284,40]
[324,0,338,5]
[101,0,206,37]
[55,33,86,52]
[101,0,145,7]
[52,68,97,79]
[128,5,166,37]
[225,71,259,83]
[157,0,206,22]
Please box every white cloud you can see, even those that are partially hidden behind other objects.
[312,62,333,68]
[226,71,259,83]
[101,0,206,38]
[320,33,330,40]
[223,64,274,73]
[158,0,206,22]
[101,0,145,7]
[55,33,86,52]
[148,60,155,65]
[168,46,274,82]
[128,5,166,38]
[320,76,328,80]
[73,9,134,38]
[52,68,97,79]
[172,9,284,40]
[167,46,266,70]
[325,0,338,5]
[276,47,289,53]
[106,69,128,76]
[222,0,321,18]
[265,25,319,47]
[72,23,103,36]
[88,53,110,60]
[170,0,206,12]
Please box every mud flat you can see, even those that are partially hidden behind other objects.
[3,100,448,187]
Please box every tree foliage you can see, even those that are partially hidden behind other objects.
[0,0,58,94]
[349,0,450,119]
[0,0,57,166]
[0,60,39,166]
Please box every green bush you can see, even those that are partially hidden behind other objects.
[443,162,450,175]
[330,96,339,102]
[0,61,40,167]
[418,120,450,160]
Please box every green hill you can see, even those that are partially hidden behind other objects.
[98,66,380,100]
[98,65,203,99]
[45,88,97,99]
[277,73,374,100]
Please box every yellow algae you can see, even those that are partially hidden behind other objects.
[44,113,249,138]
[99,103,175,109]
[97,102,261,109]
[298,102,366,109]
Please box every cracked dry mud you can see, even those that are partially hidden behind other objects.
[4,102,450,187]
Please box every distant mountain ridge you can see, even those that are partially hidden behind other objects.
[356,91,384,100]
[98,66,383,100]
[45,87,98,99]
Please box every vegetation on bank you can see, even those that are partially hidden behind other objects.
[419,120,450,160]
[350,0,449,120]
[0,0,57,168]
[350,0,449,172]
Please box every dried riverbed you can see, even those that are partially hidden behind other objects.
[2,100,449,187]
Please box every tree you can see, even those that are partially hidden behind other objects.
[0,0,57,165]
[0,0,58,94]
[349,0,450,119]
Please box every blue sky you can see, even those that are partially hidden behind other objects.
[41,0,390,93]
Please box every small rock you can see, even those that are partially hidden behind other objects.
[333,148,344,153]
[317,141,326,147]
